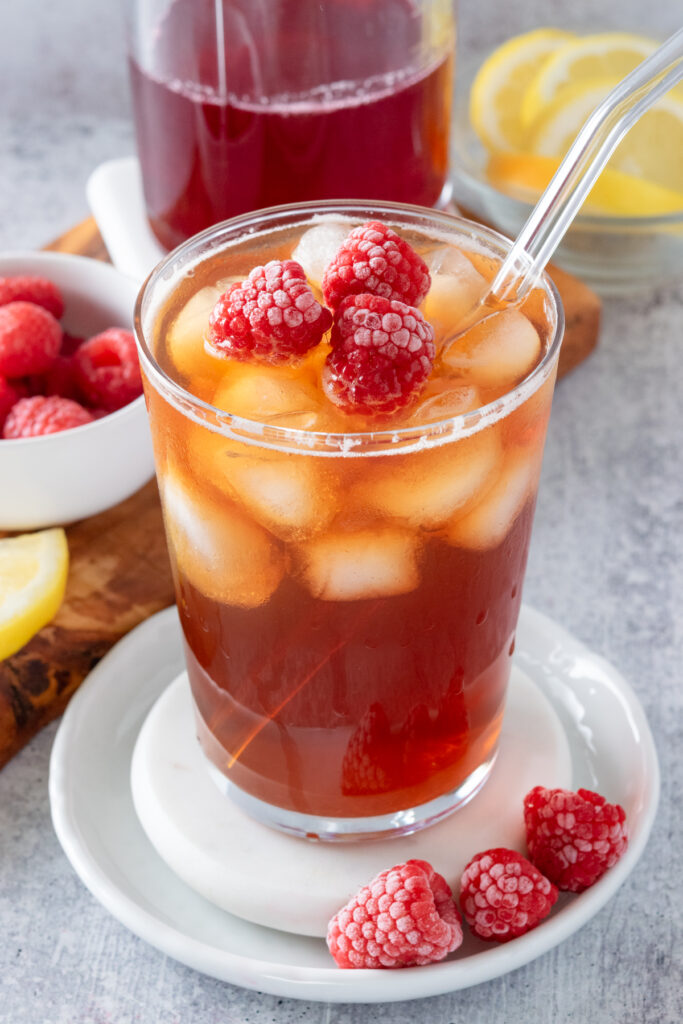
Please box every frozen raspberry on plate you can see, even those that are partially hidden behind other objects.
[73,328,142,411]
[323,293,435,416]
[0,301,62,377]
[208,260,333,364]
[0,375,21,430]
[3,395,94,438]
[327,859,463,969]
[460,848,558,943]
[524,786,628,893]
[322,221,431,310]
[0,275,65,319]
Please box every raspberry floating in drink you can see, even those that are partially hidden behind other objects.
[208,260,333,364]
[322,220,431,309]
[323,293,436,415]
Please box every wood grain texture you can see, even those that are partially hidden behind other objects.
[45,216,110,262]
[0,480,175,768]
[547,264,601,377]
[0,216,600,769]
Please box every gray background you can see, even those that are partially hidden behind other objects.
[1,1,682,1022]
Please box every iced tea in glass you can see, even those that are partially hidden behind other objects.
[135,202,563,840]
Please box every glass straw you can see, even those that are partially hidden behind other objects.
[488,26,683,305]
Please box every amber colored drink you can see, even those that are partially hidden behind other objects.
[136,203,562,840]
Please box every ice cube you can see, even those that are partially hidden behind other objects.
[212,362,326,431]
[224,452,339,540]
[292,221,350,291]
[354,430,501,530]
[406,378,481,427]
[160,467,284,606]
[441,309,542,390]
[186,423,340,541]
[166,285,229,382]
[445,446,542,550]
[295,527,421,601]
[422,248,488,345]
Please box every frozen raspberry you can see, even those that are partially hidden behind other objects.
[208,260,333,364]
[460,848,558,943]
[524,786,628,893]
[341,703,399,797]
[323,293,435,415]
[0,375,21,431]
[0,275,65,319]
[73,328,142,411]
[0,301,62,377]
[327,859,463,969]
[322,221,430,310]
[3,395,94,438]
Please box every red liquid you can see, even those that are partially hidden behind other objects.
[178,504,534,819]
[129,0,453,249]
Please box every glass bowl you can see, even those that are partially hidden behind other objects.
[450,112,683,295]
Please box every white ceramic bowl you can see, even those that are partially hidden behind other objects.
[0,251,154,530]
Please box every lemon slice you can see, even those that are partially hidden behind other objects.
[521,32,659,129]
[470,28,575,152]
[487,152,683,216]
[527,78,683,194]
[0,528,69,661]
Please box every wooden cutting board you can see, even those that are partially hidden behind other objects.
[0,217,601,769]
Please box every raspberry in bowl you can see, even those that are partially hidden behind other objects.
[135,201,564,841]
[0,251,154,530]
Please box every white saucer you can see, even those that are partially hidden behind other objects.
[49,605,659,1004]
[130,667,571,937]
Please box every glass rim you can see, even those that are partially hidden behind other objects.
[134,199,565,457]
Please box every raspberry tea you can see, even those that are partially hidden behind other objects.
[127,0,454,249]
[135,202,563,840]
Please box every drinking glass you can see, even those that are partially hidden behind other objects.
[134,200,563,841]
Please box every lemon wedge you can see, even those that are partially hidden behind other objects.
[470,28,575,152]
[526,78,683,195]
[487,152,683,216]
[520,32,659,129]
[0,528,69,661]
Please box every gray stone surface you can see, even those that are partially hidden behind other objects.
[0,2,682,1022]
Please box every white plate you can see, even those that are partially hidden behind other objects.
[49,605,659,1004]
[130,666,571,937]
